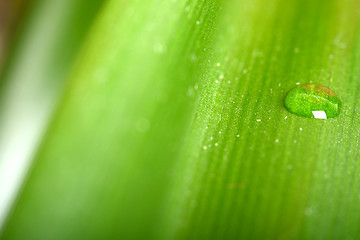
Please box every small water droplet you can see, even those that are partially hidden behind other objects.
[284,84,341,119]
[186,87,195,97]
[304,207,314,216]
[153,43,166,53]
[256,119,261,122]
[190,53,197,61]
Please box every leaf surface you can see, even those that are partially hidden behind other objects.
[1,0,360,239]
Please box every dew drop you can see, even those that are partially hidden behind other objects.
[284,84,341,119]
[304,207,314,216]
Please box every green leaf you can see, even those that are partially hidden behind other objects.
[0,0,104,232]
[1,0,360,239]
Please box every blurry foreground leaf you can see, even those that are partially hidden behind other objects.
[0,0,104,230]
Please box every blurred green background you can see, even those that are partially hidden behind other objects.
[0,0,360,239]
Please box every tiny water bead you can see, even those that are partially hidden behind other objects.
[284,84,341,119]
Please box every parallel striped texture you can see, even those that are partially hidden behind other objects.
[1,0,360,239]
[176,0,360,239]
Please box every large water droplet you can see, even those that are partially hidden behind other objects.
[284,84,341,119]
